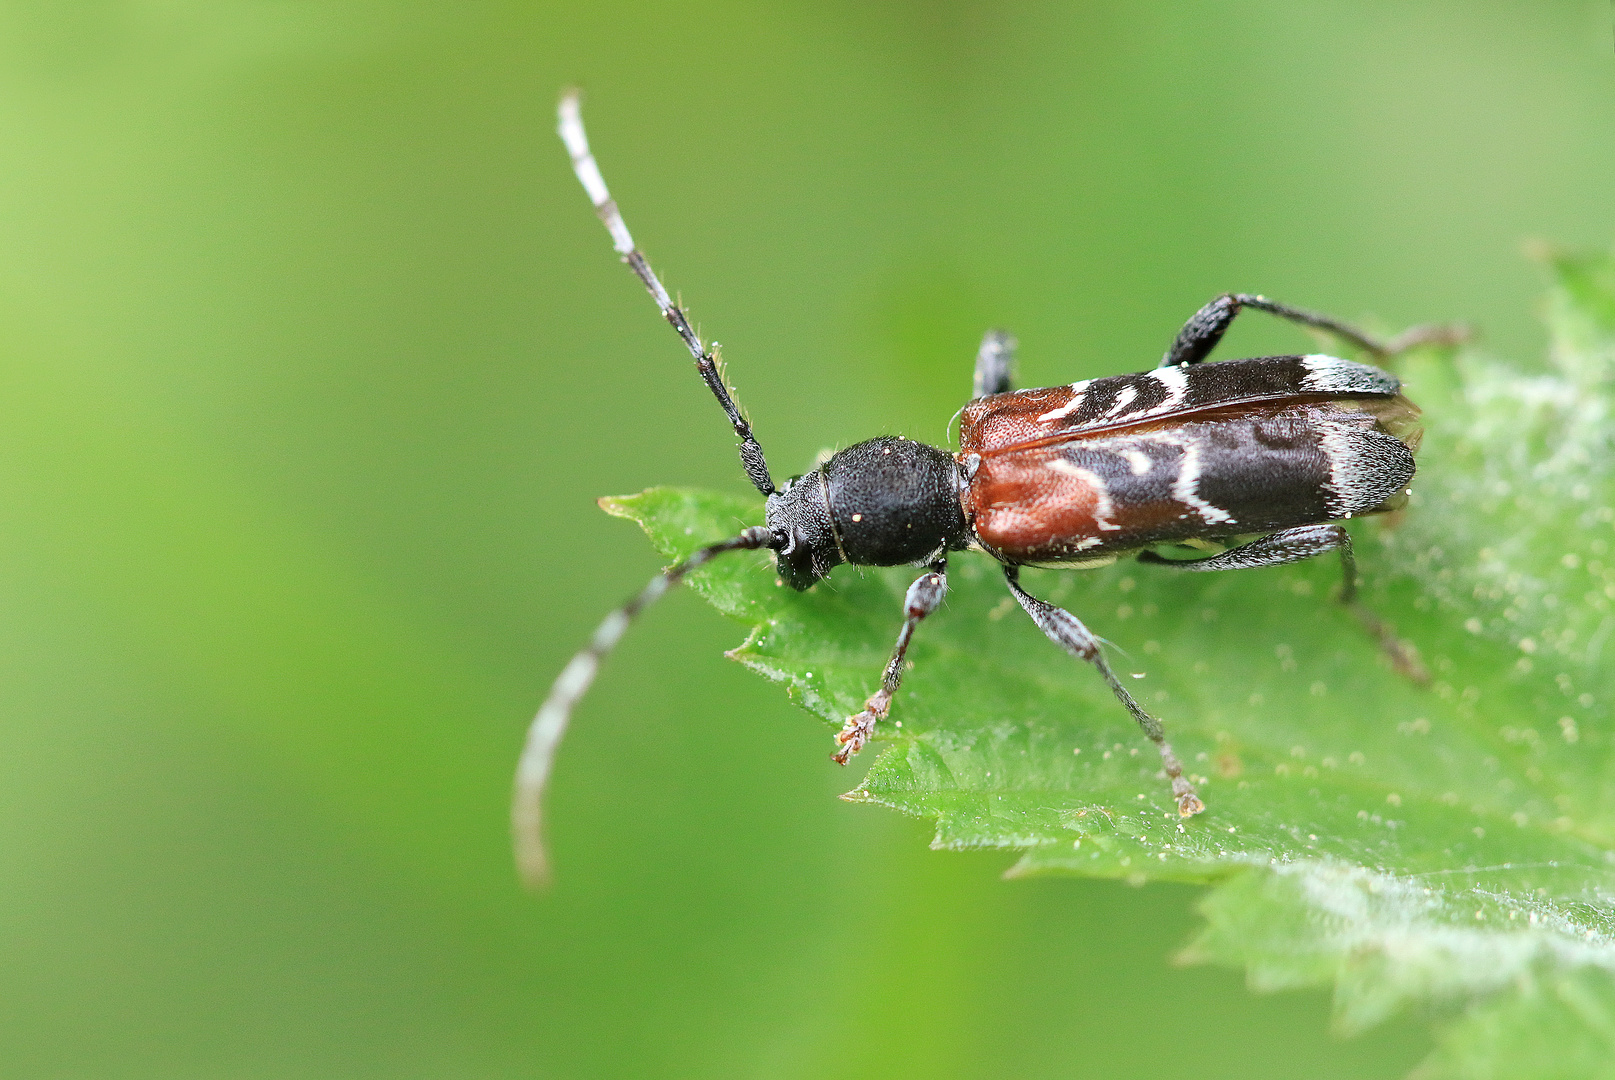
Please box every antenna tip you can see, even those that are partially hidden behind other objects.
[513,824,554,892]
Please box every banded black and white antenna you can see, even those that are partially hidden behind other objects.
[513,93,781,888]
[554,91,775,496]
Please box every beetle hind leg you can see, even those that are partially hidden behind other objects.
[833,558,949,764]
[1005,566,1204,818]
[1137,523,1354,578]
[1158,292,1467,369]
[1160,294,1388,368]
[1138,525,1429,684]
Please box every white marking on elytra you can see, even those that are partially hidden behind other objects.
[1171,433,1235,525]
[1299,354,1396,395]
[1319,425,1353,516]
[1101,384,1139,418]
[1108,426,1231,525]
[1049,458,1120,530]
[1145,364,1189,408]
[1318,421,1399,517]
[1119,448,1153,475]
[1036,379,1093,422]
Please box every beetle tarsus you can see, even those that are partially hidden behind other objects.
[1348,602,1431,686]
[831,559,951,765]
[1161,743,1205,817]
[832,696,888,764]
[1169,768,1205,817]
[1384,322,1471,355]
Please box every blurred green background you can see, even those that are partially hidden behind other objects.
[0,1,1610,1076]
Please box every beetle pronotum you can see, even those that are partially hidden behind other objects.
[516,92,1441,886]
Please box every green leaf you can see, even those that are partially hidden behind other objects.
[602,249,1615,1078]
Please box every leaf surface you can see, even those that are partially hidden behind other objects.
[603,252,1615,1077]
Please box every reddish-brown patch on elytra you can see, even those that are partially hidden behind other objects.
[962,444,1192,562]
[959,386,1083,453]
[962,447,1106,560]
[959,390,1108,563]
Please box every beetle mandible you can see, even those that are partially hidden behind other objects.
[514,92,1439,885]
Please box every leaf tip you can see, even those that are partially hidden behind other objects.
[1001,855,1040,880]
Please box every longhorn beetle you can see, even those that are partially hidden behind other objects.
[515,92,1441,886]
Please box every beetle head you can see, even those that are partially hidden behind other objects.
[765,436,966,591]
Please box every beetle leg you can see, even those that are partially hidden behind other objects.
[1159,293,1394,367]
[833,558,948,764]
[1138,523,1355,578]
[972,330,1018,398]
[1004,566,1204,818]
[1138,526,1429,683]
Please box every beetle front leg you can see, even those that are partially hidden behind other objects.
[1004,566,1204,818]
[1138,525,1428,683]
[833,558,948,764]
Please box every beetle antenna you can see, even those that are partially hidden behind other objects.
[557,91,776,496]
[513,525,778,889]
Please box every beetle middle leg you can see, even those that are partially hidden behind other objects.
[972,330,1018,399]
[1138,525,1429,683]
[1004,566,1205,818]
[832,557,949,764]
